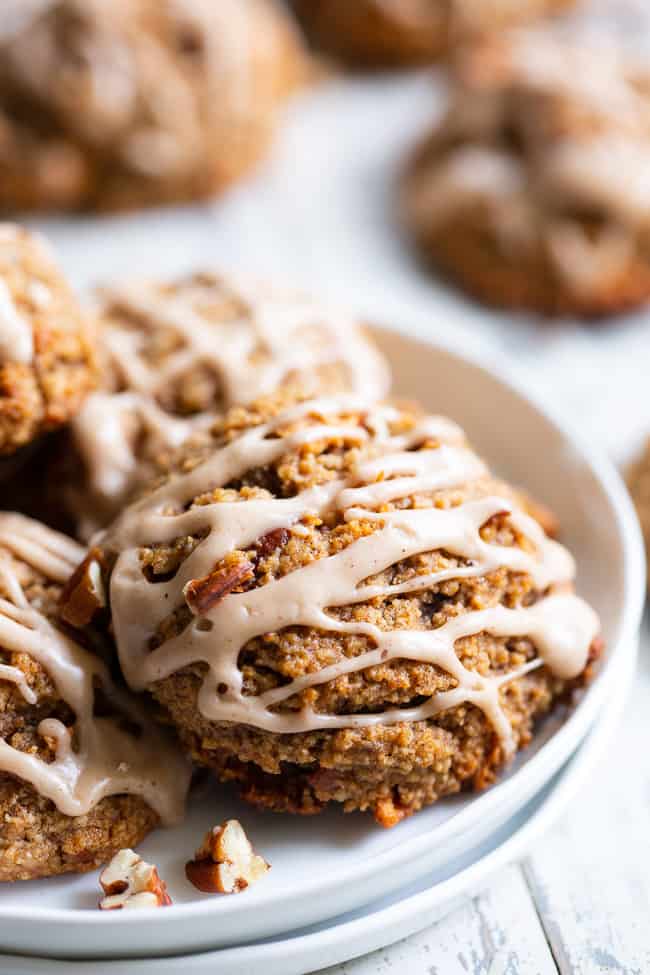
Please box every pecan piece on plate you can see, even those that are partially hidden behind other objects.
[185,819,270,894]
[98,849,172,910]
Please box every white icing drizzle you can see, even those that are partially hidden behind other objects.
[0,664,37,704]
[0,513,190,823]
[105,396,600,759]
[0,223,60,365]
[73,390,192,501]
[70,274,390,534]
[0,279,33,366]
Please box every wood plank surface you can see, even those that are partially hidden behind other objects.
[318,623,649,975]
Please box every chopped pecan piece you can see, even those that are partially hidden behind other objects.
[59,547,107,627]
[98,849,171,910]
[185,819,270,894]
[254,527,290,560]
[183,557,254,615]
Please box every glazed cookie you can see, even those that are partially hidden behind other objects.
[78,391,601,826]
[0,224,96,457]
[57,272,390,538]
[289,0,576,69]
[0,0,304,212]
[401,30,650,316]
[0,513,189,881]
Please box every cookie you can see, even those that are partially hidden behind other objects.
[401,30,650,317]
[0,513,189,881]
[290,0,576,69]
[50,272,390,538]
[79,390,601,826]
[0,224,96,457]
[0,0,304,211]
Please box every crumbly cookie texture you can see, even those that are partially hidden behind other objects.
[0,0,304,212]
[58,272,390,539]
[627,439,650,589]
[0,513,189,882]
[84,389,601,826]
[290,0,576,69]
[401,29,650,317]
[2,783,159,883]
[0,224,96,455]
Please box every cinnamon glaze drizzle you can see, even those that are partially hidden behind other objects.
[106,396,599,758]
[0,514,189,823]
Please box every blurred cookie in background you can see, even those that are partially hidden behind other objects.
[400,26,650,317]
[289,0,577,70]
[0,0,305,212]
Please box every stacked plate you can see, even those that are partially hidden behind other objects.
[0,334,643,973]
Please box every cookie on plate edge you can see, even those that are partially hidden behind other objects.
[76,389,602,827]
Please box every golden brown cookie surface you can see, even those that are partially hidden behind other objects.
[401,30,650,317]
[290,0,576,69]
[0,224,96,456]
[52,272,389,538]
[0,0,304,212]
[86,390,600,826]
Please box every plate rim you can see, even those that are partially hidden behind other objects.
[0,626,634,972]
[0,329,644,930]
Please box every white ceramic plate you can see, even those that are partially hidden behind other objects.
[0,331,643,959]
[0,622,635,975]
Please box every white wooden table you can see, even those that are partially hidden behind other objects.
[314,619,650,975]
[31,70,650,975]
